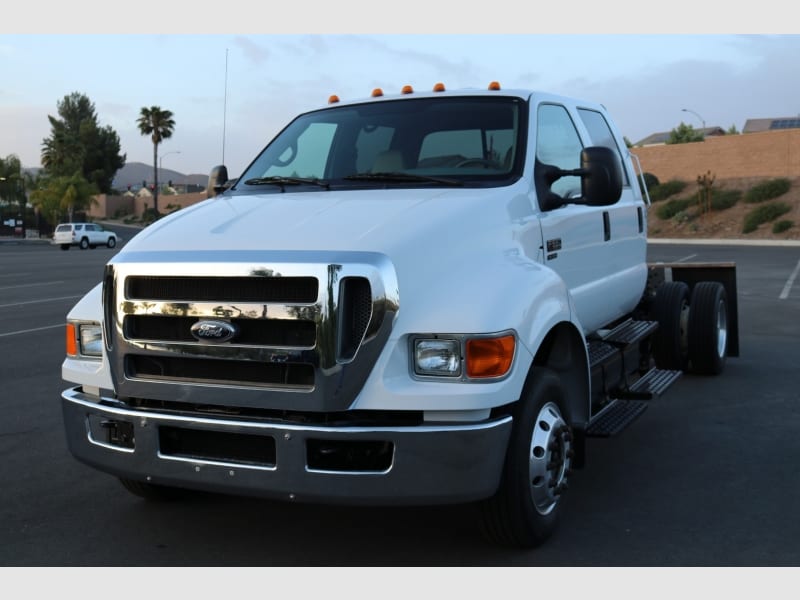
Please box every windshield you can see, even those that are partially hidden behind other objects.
[237,96,527,191]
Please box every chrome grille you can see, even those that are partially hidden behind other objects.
[104,252,398,413]
[125,275,318,303]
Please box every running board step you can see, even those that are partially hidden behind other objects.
[612,368,682,401]
[586,400,649,437]
[603,318,659,346]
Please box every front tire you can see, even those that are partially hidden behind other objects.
[107,237,116,248]
[479,367,573,547]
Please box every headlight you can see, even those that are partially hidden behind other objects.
[412,333,516,380]
[413,338,461,377]
[66,322,103,358]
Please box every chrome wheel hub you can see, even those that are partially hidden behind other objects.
[528,401,573,515]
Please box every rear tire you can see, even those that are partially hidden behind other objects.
[60,244,69,251]
[651,281,690,370]
[119,477,187,501]
[479,367,573,548]
[79,237,89,250]
[688,281,728,375]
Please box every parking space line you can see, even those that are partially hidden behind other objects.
[0,281,64,291]
[676,254,697,262]
[0,323,63,337]
[0,295,83,308]
[779,257,800,300]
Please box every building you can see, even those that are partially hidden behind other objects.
[635,126,726,147]
[743,117,800,134]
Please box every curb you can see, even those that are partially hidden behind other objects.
[648,238,800,247]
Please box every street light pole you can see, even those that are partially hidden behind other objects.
[159,150,181,175]
[681,108,706,131]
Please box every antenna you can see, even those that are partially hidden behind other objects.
[222,48,228,165]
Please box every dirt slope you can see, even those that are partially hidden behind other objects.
[647,176,800,241]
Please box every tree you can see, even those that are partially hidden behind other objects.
[137,106,175,217]
[0,154,25,209]
[29,173,98,225]
[623,136,634,149]
[667,122,704,144]
[41,92,126,193]
[726,124,740,135]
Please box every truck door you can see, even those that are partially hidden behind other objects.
[534,103,644,333]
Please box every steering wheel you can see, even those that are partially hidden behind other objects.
[273,143,297,167]
[455,157,501,169]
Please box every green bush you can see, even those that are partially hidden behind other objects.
[744,178,792,203]
[656,197,694,220]
[639,172,660,196]
[709,189,742,211]
[742,202,791,233]
[772,219,793,234]
[648,179,688,202]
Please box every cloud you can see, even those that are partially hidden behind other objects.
[233,36,271,65]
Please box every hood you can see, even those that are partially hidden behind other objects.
[120,186,528,258]
[113,183,551,336]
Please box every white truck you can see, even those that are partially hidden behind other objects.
[60,82,738,548]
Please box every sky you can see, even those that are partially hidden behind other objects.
[2,3,798,181]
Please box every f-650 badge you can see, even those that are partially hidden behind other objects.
[190,320,238,343]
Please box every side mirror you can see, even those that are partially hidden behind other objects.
[578,146,622,206]
[539,146,623,211]
[207,165,229,198]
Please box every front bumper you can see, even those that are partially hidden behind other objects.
[62,386,512,505]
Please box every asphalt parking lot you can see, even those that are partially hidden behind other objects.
[1,234,799,567]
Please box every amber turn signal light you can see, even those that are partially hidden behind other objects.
[66,323,78,357]
[466,335,515,378]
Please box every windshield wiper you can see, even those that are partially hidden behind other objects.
[243,176,330,190]
[343,172,463,186]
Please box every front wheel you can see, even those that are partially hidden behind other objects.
[479,367,573,547]
[107,237,116,248]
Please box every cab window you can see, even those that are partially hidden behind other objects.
[536,104,583,198]
[577,108,629,186]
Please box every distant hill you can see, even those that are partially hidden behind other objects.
[111,162,208,191]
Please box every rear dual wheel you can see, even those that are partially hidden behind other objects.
[651,280,728,375]
[687,282,728,375]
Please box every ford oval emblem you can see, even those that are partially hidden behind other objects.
[190,320,238,343]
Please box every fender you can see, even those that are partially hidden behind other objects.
[62,282,114,392]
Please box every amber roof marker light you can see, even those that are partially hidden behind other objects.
[401,85,414,94]
[328,94,340,104]
[488,81,501,91]
[433,82,446,92]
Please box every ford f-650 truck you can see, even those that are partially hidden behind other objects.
[60,82,738,548]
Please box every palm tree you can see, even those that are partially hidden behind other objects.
[136,106,175,217]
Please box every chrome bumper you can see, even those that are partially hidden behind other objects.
[61,387,512,505]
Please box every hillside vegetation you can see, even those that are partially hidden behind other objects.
[645,175,800,241]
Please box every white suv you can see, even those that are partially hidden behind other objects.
[53,222,118,250]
